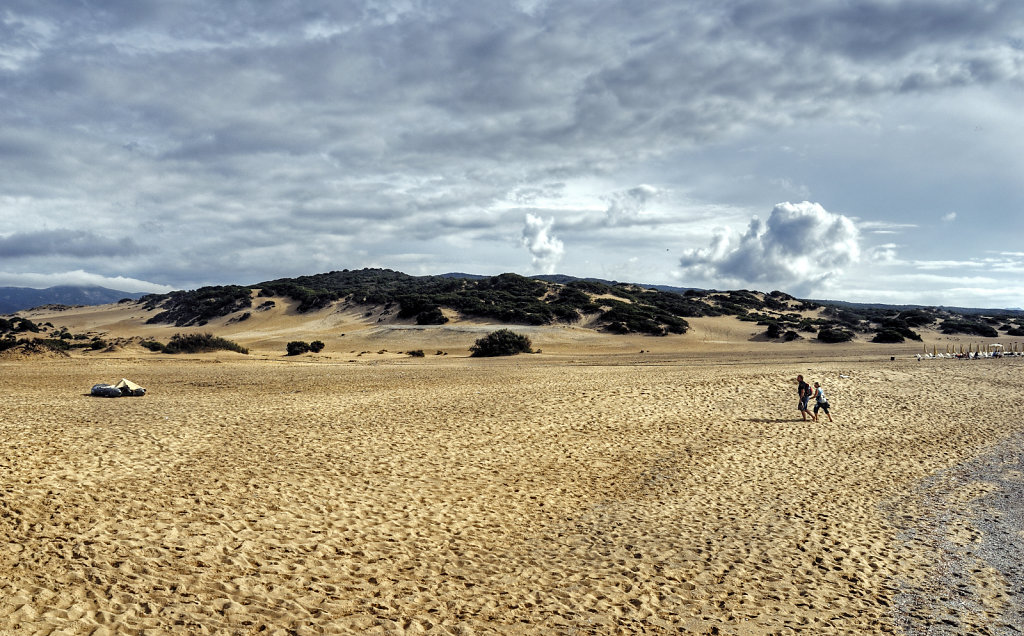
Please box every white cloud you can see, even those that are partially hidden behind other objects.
[604,184,658,226]
[942,211,957,223]
[868,243,899,263]
[678,201,860,295]
[521,214,565,274]
[0,270,175,293]
[858,221,918,234]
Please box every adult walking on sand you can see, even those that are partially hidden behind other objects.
[796,374,813,421]
[813,381,833,422]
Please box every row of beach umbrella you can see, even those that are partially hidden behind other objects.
[923,342,1017,355]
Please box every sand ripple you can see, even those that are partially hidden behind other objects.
[2,356,1022,633]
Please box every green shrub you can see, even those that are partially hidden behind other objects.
[163,333,249,354]
[309,340,325,353]
[0,338,70,354]
[832,309,866,329]
[897,309,935,327]
[415,307,448,325]
[598,301,688,335]
[33,338,71,351]
[5,318,40,333]
[873,317,921,341]
[140,340,165,352]
[765,322,782,339]
[817,328,854,343]
[871,329,905,343]
[939,320,999,338]
[470,329,534,357]
[143,285,253,326]
[286,341,311,356]
[799,320,818,333]
[89,339,107,350]
[407,349,425,357]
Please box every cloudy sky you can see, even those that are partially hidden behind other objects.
[2,1,1023,308]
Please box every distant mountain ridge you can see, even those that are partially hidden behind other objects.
[808,298,1024,316]
[0,286,146,314]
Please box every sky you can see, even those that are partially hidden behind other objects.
[1,1,1023,308]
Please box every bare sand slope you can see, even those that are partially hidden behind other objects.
[2,352,1022,634]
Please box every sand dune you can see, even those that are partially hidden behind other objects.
[2,302,1023,633]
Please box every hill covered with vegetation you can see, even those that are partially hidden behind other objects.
[133,268,1024,342]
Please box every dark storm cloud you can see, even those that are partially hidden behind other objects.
[0,230,139,259]
[728,0,1024,62]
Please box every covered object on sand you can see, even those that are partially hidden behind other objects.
[90,378,146,397]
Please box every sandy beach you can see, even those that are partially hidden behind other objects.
[2,324,1023,634]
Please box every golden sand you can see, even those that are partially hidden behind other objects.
[2,306,1023,634]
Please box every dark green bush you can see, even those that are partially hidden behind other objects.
[717,301,749,316]
[598,301,688,336]
[416,307,448,325]
[309,340,325,353]
[817,328,854,343]
[470,329,533,357]
[33,338,71,350]
[898,309,935,327]
[144,285,252,326]
[833,309,866,329]
[877,318,922,341]
[765,322,782,339]
[163,333,249,354]
[0,338,70,353]
[799,320,818,333]
[939,320,998,338]
[871,329,905,343]
[286,341,311,356]
[140,340,165,352]
[1,318,40,333]
[407,349,425,357]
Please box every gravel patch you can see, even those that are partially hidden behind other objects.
[887,432,1024,635]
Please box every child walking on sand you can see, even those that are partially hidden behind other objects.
[813,381,833,422]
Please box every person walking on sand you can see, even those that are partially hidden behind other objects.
[796,375,813,421]
[812,381,833,422]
